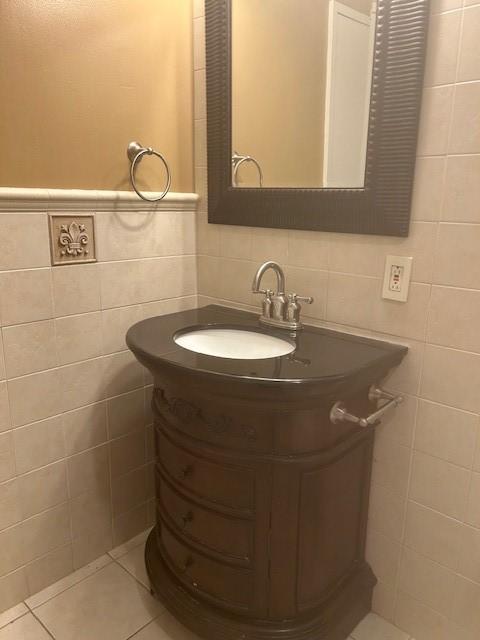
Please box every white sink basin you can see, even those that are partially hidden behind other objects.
[174,327,295,360]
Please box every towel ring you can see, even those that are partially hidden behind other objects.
[127,141,171,202]
[232,151,263,187]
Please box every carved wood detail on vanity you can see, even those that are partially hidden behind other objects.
[152,387,260,448]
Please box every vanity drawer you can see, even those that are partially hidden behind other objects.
[159,522,253,611]
[155,426,255,513]
[157,470,252,563]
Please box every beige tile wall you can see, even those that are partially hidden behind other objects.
[194,2,480,639]
[0,196,197,612]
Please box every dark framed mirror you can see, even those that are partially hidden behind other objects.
[205,0,430,237]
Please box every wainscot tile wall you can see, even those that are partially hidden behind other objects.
[194,1,480,639]
[0,188,198,611]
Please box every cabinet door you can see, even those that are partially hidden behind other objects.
[296,436,373,610]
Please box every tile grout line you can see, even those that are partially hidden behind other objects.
[29,609,56,639]
[21,555,113,611]
[4,414,152,482]
[113,554,170,640]
[391,393,420,627]
[0,252,198,276]
[10,532,154,634]
[0,293,197,332]
[0,604,29,632]
[22,552,121,612]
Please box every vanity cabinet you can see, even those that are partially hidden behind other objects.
[126,305,407,640]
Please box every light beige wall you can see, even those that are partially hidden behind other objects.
[0,193,197,611]
[0,0,193,192]
[195,2,480,638]
[231,0,328,188]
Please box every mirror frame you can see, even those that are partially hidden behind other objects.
[205,0,430,237]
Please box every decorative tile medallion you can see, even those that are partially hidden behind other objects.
[48,214,97,266]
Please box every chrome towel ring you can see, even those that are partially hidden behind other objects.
[127,141,171,202]
[232,151,263,187]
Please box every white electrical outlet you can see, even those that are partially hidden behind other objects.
[382,255,413,302]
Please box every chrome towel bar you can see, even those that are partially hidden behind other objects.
[330,386,403,428]
[127,141,171,202]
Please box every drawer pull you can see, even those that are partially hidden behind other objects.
[181,510,194,528]
[183,556,198,588]
[180,464,194,479]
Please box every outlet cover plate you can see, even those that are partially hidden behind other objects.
[382,255,413,302]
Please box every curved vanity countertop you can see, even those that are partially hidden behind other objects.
[126,304,407,398]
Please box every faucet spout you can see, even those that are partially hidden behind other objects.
[252,261,286,295]
[251,260,312,330]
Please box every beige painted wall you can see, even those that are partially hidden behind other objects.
[232,0,328,188]
[231,0,373,188]
[0,0,193,192]
[195,1,480,638]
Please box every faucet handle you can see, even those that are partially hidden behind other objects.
[286,293,313,324]
[291,294,314,304]
[252,289,268,295]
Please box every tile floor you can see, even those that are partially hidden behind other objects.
[0,528,414,640]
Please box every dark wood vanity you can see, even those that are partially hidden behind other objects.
[127,305,407,640]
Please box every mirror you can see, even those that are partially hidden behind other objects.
[205,0,430,237]
[231,0,376,189]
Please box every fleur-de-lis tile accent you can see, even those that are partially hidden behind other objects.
[59,221,89,257]
[49,214,97,266]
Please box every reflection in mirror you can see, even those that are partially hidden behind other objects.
[231,0,376,189]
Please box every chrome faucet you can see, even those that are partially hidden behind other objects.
[251,261,313,330]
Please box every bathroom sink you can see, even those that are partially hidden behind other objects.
[174,327,295,360]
